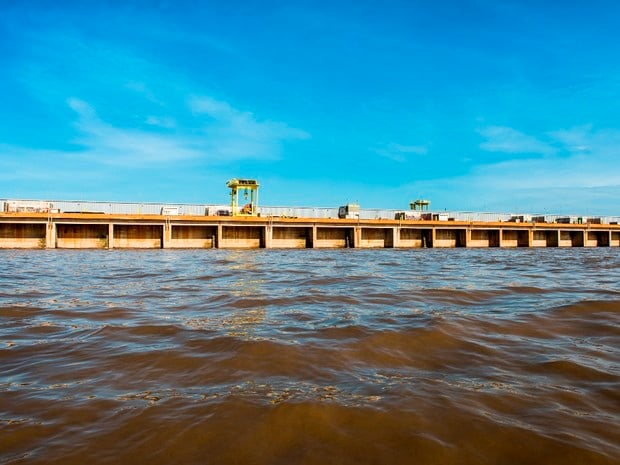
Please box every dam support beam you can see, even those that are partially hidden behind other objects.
[387,227,398,248]
[46,222,56,249]
[216,224,222,248]
[353,227,361,248]
[108,223,114,249]
[263,225,273,249]
[162,223,172,249]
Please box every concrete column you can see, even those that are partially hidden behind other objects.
[499,228,504,248]
[45,222,56,249]
[431,228,436,248]
[465,228,471,248]
[216,224,223,248]
[108,223,114,249]
[353,226,361,248]
[391,227,400,248]
[162,223,172,249]
[263,225,273,249]
[311,225,317,248]
[584,230,593,247]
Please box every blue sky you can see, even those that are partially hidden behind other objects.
[1,1,619,214]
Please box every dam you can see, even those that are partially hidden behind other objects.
[1,199,619,249]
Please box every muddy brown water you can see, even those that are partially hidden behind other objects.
[1,248,619,464]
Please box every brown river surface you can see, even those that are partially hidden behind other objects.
[1,248,619,464]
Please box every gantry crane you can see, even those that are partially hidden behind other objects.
[410,199,430,211]
[226,178,259,216]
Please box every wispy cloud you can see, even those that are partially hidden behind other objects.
[548,125,593,152]
[67,98,202,165]
[478,126,556,156]
[1,93,311,186]
[471,125,620,190]
[61,95,310,167]
[189,96,310,160]
[548,124,620,159]
[374,143,428,162]
[145,116,176,128]
[399,124,620,214]
[0,19,312,199]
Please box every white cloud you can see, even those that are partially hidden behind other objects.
[189,96,310,160]
[60,96,310,167]
[374,142,427,162]
[468,125,620,191]
[478,126,556,155]
[68,98,202,165]
[145,116,176,128]
[1,93,312,193]
[396,124,620,214]
[548,124,620,160]
[548,125,593,153]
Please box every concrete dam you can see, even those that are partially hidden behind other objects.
[1,199,619,249]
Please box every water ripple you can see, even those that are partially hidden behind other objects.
[1,248,619,464]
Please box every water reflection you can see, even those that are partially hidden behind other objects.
[226,250,266,338]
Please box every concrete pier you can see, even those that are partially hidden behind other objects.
[0,212,619,249]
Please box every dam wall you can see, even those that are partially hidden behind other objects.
[1,212,619,250]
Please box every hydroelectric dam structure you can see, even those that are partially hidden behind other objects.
[1,199,619,250]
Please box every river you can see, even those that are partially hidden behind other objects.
[1,248,619,464]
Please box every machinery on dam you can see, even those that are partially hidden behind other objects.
[338,203,360,219]
[2,178,620,250]
[226,178,259,217]
[410,199,431,211]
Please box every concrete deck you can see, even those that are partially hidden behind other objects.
[1,212,618,249]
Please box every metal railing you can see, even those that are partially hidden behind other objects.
[2,199,619,224]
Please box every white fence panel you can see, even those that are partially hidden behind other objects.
[2,199,619,224]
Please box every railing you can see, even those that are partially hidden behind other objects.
[2,199,619,224]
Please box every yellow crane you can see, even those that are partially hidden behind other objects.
[410,199,430,211]
[227,178,259,216]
